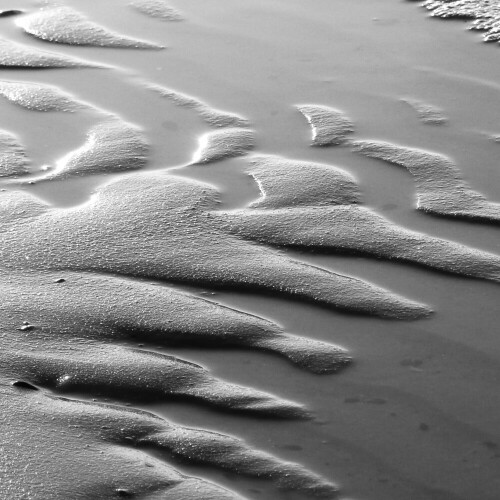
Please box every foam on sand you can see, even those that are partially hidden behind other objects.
[351,140,500,223]
[297,104,354,146]
[0,130,29,177]
[413,0,500,43]
[17,6,164,49]
[0,80,88,112]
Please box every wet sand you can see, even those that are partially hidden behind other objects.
[1,1,500,499]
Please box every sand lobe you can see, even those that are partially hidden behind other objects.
[226,154,500,282]
[17,6,164,49]
[147,82,249,128]
[1,174,430,319]
[130,0,184,21]
[0,37,101,68]
[352,140,500,223]
[0,80,87,112]
[297,104,354,146]
[0,130,29,177]
[192,128,255,164]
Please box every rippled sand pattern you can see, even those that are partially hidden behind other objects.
[222,154,500,281]
[1,1,500,499]
[299,103,500,224]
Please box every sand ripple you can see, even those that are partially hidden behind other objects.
[1,174,429,318]
[0,37,100,68]
[192,128,255,164]
[0,80,88,112]
[0,130,29,177]
[41,119,149,180]
[1,270,350,374]
[298,103,500,224]
[2,384,336,498]
[401,97,448,125]
[2,2,499,498]
[352,140,500,223]
[17,6,164,49]
[217,154,500,282]
[130,0,184,21]
[297,104,354,146]
[248,155,361,208]
[147,82,249,128]
[4,343,309,418]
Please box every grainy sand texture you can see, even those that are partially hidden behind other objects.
[1,1,499,499]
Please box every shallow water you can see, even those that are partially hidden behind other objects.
[1,1,500,499]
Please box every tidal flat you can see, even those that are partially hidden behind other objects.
[1,1,500,499]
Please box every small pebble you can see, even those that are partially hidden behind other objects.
[116,489,132,497]
[18,324,35,331]
[12,380,38,390]
[0,10,23,18]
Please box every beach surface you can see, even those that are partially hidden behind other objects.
[1,1,500,499]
